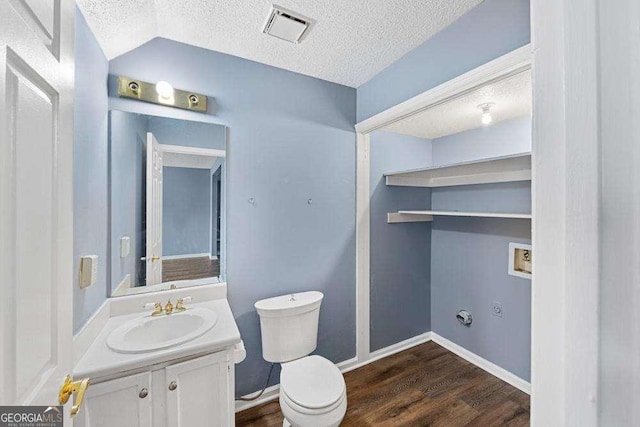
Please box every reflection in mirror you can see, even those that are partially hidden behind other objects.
[109,111,226,297]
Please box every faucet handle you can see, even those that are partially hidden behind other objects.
[144,302,163,316]
[176,296,192,311]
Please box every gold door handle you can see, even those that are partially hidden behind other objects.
[59,375,90,417]
[151,255,160,262]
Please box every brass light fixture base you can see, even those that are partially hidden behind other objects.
[117,76,208,112]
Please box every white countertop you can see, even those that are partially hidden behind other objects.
[74,297,241,381]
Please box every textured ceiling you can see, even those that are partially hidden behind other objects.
[76,0,483,87]
[384,70,532,139]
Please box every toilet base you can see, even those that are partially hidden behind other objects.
[279,392,346,427]
[281,410,344,427]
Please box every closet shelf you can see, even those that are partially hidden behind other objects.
[387,210,532,223]
[384,153,532,188]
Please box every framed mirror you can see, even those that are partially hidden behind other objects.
[108,111,226,296]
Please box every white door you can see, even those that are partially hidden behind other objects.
[165,352,232,427]
[0,0,76,418]
[74,373,153,427]
[146,133,163,285]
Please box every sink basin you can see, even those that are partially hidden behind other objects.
[107,307,218,354]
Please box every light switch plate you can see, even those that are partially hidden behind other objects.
[80,255,98,288]
[120,236,131,258]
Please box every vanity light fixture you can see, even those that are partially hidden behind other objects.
[117,76,207,112]
[155,80,174,100]
[478,102,495,125]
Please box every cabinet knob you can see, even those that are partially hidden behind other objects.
[139,388,148,399]
[168,381,177,391]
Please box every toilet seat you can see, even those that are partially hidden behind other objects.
[280,355,346,411]
[281,387,346,416]
[280,390,347,427]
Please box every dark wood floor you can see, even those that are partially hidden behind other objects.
[162,256,220,282]
[236,341,529,426]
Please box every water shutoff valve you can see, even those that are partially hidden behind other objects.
[457,310,472,326]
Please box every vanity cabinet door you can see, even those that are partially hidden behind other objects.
[165,351,232,427]
[74,372,153,427]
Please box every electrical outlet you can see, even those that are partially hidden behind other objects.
[492,301,503,317]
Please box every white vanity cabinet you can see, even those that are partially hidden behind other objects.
[75,372,153,427]
[165,351,233,426]
[76,351,233,427]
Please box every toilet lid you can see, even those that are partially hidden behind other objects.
[280,355,345,410]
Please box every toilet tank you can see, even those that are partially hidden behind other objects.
[255,291,323,363]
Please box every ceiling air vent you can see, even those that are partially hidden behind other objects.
[263,5,313,43]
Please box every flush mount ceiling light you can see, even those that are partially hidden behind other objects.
[478,103,495,125]
[263,5,313,43]
[117,76,207,112]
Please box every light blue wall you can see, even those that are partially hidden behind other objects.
[73,8,109,332]
[429,117,532,381]
[430,216,531,380]
[369,131,432,351]
[108,38,357,395]
[109,111,147,290]
[356,0,531,122]
[432,116,531,164]
[147,115,226,150]
[163,167,211,256]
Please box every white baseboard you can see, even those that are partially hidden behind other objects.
[335,356,359,372]
[430,332,531,394]
[369,332,433,364]
[235,330,530,414]
[162,253,210,260]
[339,332,434,374]
[234,383,281,413]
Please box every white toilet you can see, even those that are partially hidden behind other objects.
[255,291,347,427]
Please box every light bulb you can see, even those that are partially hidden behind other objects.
[155,81,174,99]
[478,103,495,126]
[482,110,492,125]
